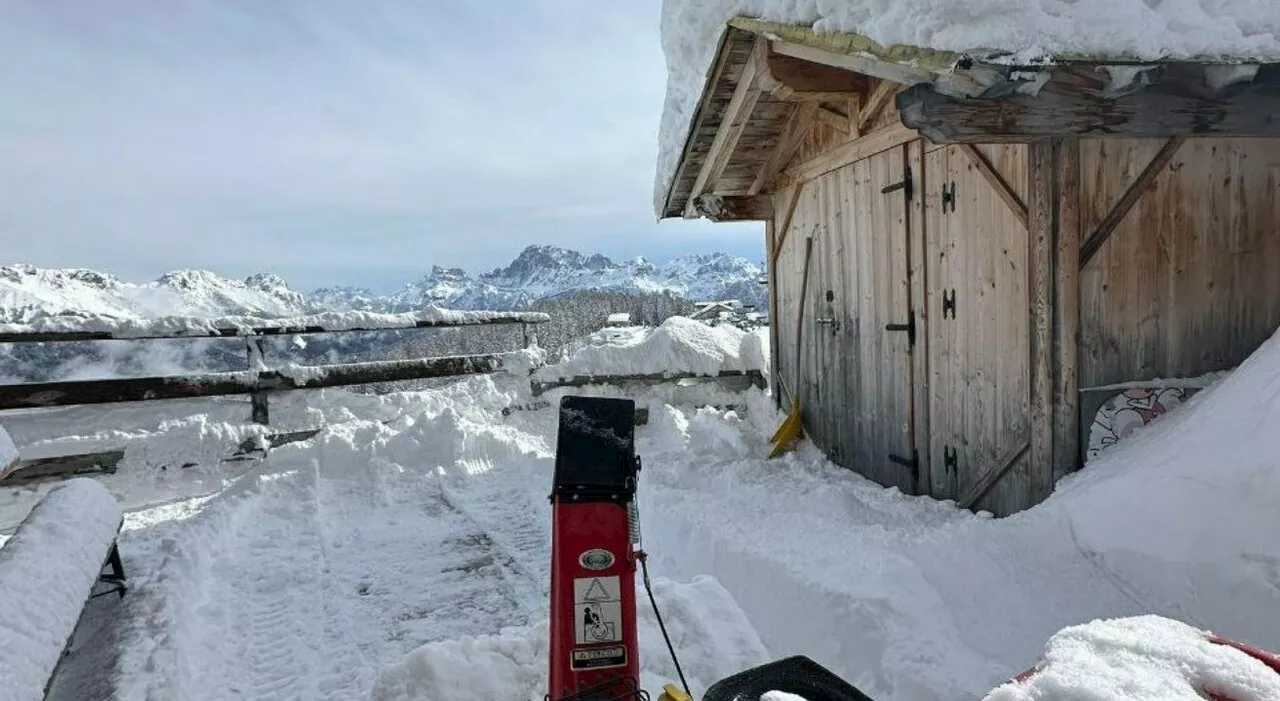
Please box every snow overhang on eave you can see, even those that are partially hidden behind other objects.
[658,17,1280,222]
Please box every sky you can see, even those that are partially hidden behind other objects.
[0,0,763,292]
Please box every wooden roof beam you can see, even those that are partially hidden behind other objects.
[684,37,769,217]
[898,70,1280,143]
[760,51,867,101]
[689,194,774,222]
[749,103,820,195]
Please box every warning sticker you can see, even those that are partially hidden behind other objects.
[571,645,627,670]
[573,575,622,644]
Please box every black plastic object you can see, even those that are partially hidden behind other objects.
[702,656,876,701]
[552,396,639,503]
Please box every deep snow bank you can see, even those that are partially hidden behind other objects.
[983,616,1280,701]
[537,316,768,381]
[639,323,1280,700]
[654,1,1280,212]
[369,576,769,701]
[0,479,122,701]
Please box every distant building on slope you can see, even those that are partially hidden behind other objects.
[657,18,1280,516]
[605,312,632,327]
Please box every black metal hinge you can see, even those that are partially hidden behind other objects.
[942,289,957,319]
[881,166,914,200]
[889,450,919,482]
[941,181,957,212]
[884,316,916,347]
[943,445,958,475]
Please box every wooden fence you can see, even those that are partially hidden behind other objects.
[0,313,546,485]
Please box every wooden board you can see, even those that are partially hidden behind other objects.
[783,146,916,490]
[1079,136,1280,388]
[924,144,1032,515]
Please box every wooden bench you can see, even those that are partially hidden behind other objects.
[0,478,125,701]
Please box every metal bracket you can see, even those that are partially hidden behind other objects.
[943,445,958,474]
[941,181,957,212]
[889,450,920,482]
[884,317,916,347]
[942,289,957,319]
[880,166,914,201]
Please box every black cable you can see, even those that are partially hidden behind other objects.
[638,552,691,699]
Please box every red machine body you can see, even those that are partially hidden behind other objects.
[547,397,643,701]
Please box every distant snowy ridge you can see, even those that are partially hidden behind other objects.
[2,246,764,322]
[317,246,766,313]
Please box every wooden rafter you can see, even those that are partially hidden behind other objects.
[959,144,1029,229]
[775,121,917,190]
[684,37,768,217]
[749,102,819,195]
[858,80,900,133]
[1079,136,1185,267]
[761,51,865,102]
[816,106,852,133]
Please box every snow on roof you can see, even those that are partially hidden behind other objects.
[0,479,122,701]
[0,307,550,340]
[655,3,1280,213]
[982,616,1280,701]
[606,312,632,324]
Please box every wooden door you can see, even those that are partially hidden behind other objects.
[823,145,917,492]
[924,144,1032,514]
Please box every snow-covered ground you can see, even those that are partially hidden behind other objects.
[1,318,1279,700]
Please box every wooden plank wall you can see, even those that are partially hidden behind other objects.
[1080,137,1280,388]
[924,144,1033,514]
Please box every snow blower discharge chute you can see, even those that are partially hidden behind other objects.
[547,396,873,701]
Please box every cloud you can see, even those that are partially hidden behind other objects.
[0,0,763,289]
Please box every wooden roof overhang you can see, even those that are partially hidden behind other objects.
[660,17,1280,222]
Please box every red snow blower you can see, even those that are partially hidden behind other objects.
[546,396,871,701]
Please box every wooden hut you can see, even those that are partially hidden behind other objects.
[658,18,1280,515]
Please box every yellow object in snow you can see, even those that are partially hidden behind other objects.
[768,398,803,458]
[658,683,693,701]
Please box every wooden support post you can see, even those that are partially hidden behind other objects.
[766,219,782,409]
[1054,138,1082,482]
[1027,139,1057,505]
[247,338,270,425]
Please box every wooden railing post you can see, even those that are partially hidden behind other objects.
[246,337,270,425]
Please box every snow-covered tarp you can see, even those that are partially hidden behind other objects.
[654,1,1280,213]
[0,307,549,340]
[536,316,768,381]
[983,615,1280,701]
[0,479,122,701]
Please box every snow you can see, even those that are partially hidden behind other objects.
[0,479,122,701]
[3,308,1279,700]
[0,423,17,471]
[654,1,1280,214]
[370,576,769,701]
[607,312,633,325]
[982,616,1280,701]
[638,321,1280,699]
[0,307,549,340]
[536,317,770,381]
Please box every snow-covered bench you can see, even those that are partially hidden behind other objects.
[0,479,125,701]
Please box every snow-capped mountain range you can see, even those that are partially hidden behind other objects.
[0,246,765,323]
